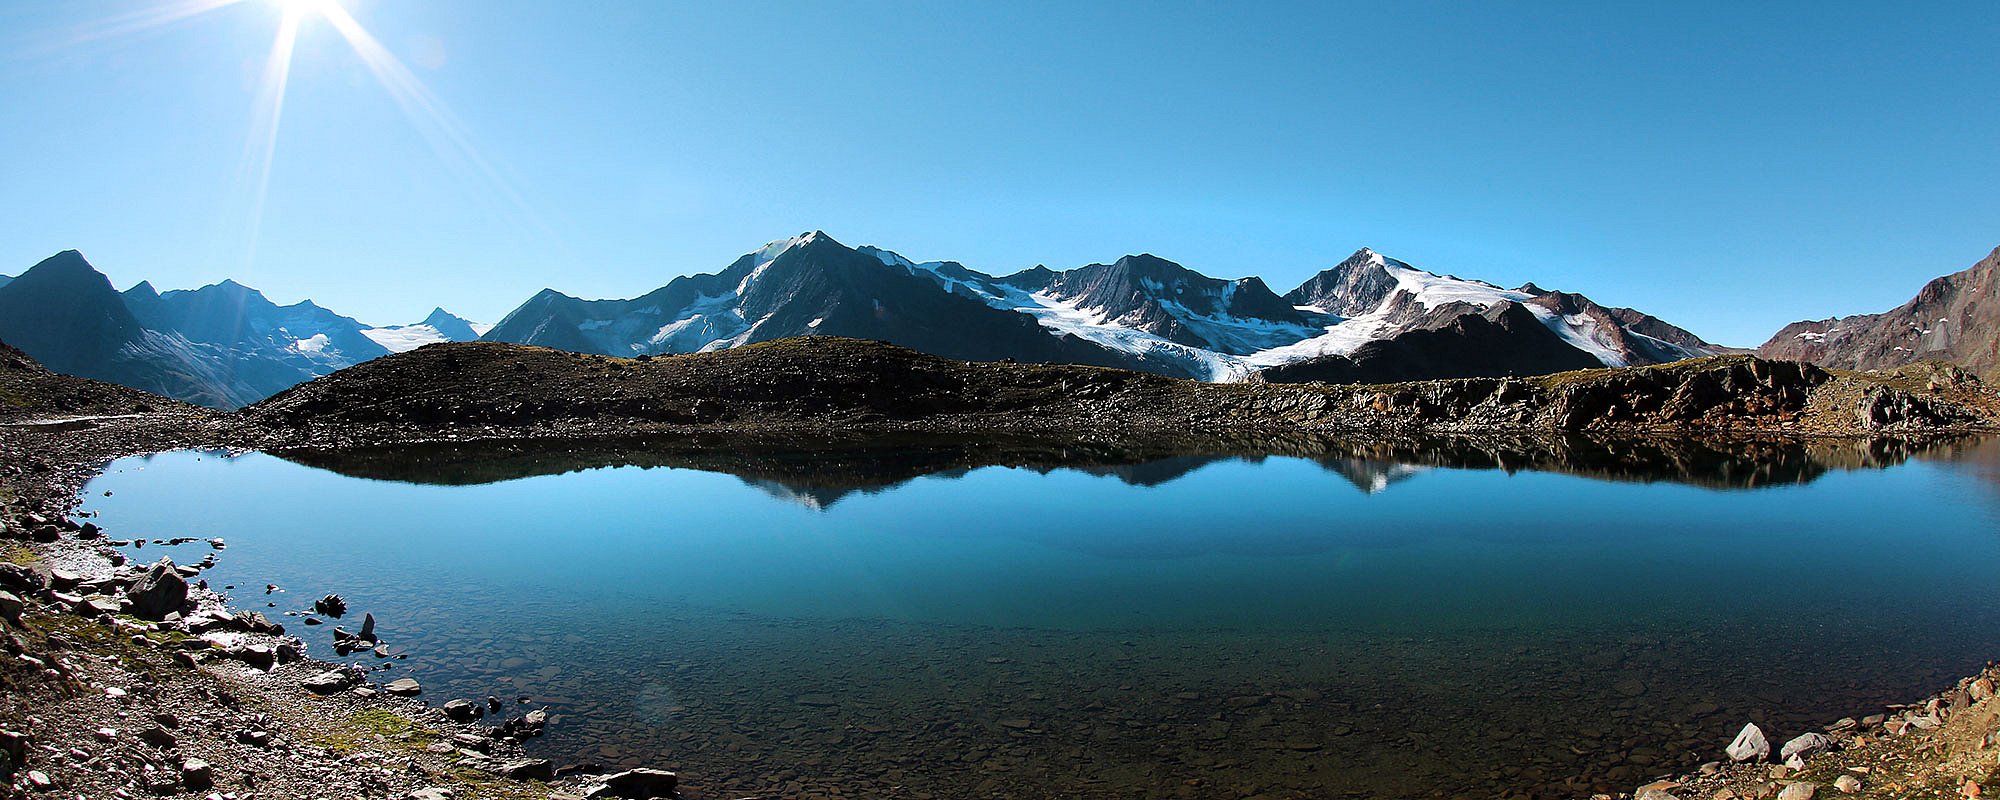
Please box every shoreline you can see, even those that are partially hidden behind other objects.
[4,415,2000,798]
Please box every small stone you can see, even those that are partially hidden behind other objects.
[1636,781,1682,800]
[1974,679,1996,702]
[1777,783,1816,800]
[25,770,51,789]
[138,726,177,749]
[181,758,214,790]
[384,678,422,696]
[1966,780,1984,798]
[442,699,477,721]
[1833,775,1861,793]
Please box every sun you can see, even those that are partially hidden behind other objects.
[265,0,341,18]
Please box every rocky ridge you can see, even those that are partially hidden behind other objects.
[240,338,2000,447]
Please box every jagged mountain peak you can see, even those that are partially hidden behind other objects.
[19,249,111,285]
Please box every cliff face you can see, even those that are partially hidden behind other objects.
[1758,246,2000,378]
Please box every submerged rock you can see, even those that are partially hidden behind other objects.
[585,768,679,799]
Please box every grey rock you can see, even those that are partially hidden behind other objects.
[302,669,360,694]
[384,678,422,696]
[1776,782,1816,800]
[585,768,680,799]
[1781,731,1837,762]
[124,558,187,620]
[1727,722,1771,762]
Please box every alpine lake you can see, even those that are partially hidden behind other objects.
[70,434,2000,800]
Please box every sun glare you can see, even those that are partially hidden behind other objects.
[56,0,537,269]
[265,0,340,18]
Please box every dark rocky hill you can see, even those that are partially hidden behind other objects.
[241,337,2000,446]
[0,338,202,421]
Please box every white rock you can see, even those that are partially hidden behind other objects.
[1777,782,1817,800]
[1728,722,1771,762]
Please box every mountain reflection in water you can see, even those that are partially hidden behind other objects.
[274,431,1975,509]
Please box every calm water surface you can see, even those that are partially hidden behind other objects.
[73,437,2000,799]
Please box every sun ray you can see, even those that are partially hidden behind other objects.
[58,0,249,49]
[232,4,307,271]
[316,4,544,230]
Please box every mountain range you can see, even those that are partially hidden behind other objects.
[2,235,1994,408]
[483,231,1728,382]
[0,251,485,407]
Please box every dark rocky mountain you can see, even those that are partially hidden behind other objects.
[0,274,12,288]
[1268,248,1730,376]
[1255,301,1602,384]
[1758,246,2000,378]
[0,251,233,406]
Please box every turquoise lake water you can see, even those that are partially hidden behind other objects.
[73,436,2000,799]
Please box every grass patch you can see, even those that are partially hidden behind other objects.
[309,707,442,755]
[2,544,36,567]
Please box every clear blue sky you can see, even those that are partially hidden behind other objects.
[3,1,1996,346]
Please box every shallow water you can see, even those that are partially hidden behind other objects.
[73,435,2000,799]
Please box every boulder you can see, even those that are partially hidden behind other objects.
[1727,722,1771,762]
[1781,731,1837,763]
[0,591,21,626]
[585,768,680,799]
[124,558,188,621]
